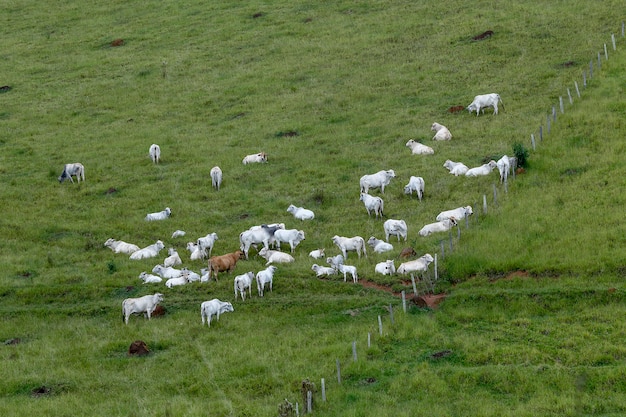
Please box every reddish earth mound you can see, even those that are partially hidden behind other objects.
[411,293,447,309]
[128,340,150,356]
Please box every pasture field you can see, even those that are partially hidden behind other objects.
[2,0,626,415]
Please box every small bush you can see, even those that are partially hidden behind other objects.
[513,142,530,167]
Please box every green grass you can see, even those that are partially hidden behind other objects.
[2,0,626,415]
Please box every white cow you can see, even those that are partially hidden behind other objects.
[163,248,182,268]
[242,152,268,164]
[258,248,295,266]
[201,299,234,327]
[431,122,452,141]
[129,240,165,260]
[138,272,163,284]
[383,219,408,242]
[443,160,469,176]
[256,266,277,296]
[234,271,255,301]
[308,248,325,259]
[436,206,473,222]
[359,192,384,219]
[181,268,201,282]
[465,160,497,177]
[467,93,504,116]
[418,218,457,236]
[273,229,305,253]
[367,236,393,254]
[145,207,171,221]
[58,163,85,183]
[404,176,425,200]
[397,254,434,275]
[171,230,186,238]
[149,144,161,164]
[326,254,344,270]
[152,264,183,279]
[200,268,210,283]
[122,293,164,325]
[375,260,396,276]
[497,155,510,184]
[359,169,396,194]
[286,204,315,221]
[338,264,358,283]
[186,242,207,261]
[332,235,367,259]
[311,264,337,277]
[239,224,283,259]
[197,232,218,258]
[165,275,188,288]
[104,238,140,255]
[210,166,222,190]
[405,139,434,155]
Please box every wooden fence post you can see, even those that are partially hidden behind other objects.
[352,341,357,362]
[321,379,326,402]
[531,133,536,151]
[411,275,418,296]
[559,96,564,113]
[389,304,394,325]
[539,125,543,141]
[567,88,573,104]
[401,291,406,313]
[583,70,587,87]
[612,34,616,50]
[434,254,438,282]
[378,315,383,336]
[367,332,371,348]
[336,359,341,384]
[482,194,487,215]
[575,81,581,97]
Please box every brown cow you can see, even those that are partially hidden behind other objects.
[208,250,244,281]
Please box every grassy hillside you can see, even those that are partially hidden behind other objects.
[1,0,626,416]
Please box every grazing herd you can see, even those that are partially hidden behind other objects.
[67,91,513,329]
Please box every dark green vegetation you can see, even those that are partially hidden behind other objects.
[2,1,626,415]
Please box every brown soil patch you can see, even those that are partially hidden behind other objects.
[359,279,447,309]
[504,270,530,280]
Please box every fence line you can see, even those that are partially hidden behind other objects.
[284,23,625,416]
